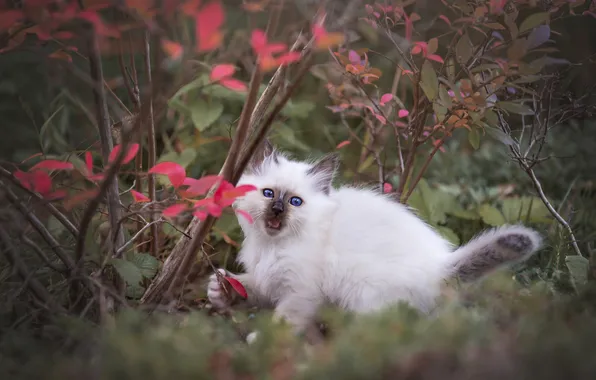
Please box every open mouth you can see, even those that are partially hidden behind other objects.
[266,218,282,230]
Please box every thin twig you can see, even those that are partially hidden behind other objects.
[1,180,75,271]
[0,228,67,314]
[86,21,125,253]
[0,167,78,237]
[143,29,159,258]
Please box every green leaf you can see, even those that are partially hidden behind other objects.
[281,100,316,119]
[468,128,480,150]
[126,285,146,300]
[130,253,160,279]
[484,126,516,146]
[504,12,519,40]
[519,12,550,34]
[420,60,439,101]
[169,76,208,102]
[436,226,460,246]
[190,99,223,132]
[478,204,506,226]
[110,258,143,286]
[158,148,197,168]
[455,33,473,65]
[501,196,551,224]
[407,179,458,225]
[565,255,589,292]
[497,101,534,115]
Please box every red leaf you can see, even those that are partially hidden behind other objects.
[276,51,301,65]
[380,93,393,106]
[196,1,224,52]
[183,175,223,196]
[162,39,183,60]
[193,209,208,220]
[336,140,351,149]
[131,190,150,203]
[109,143,139,165]
[149,162,186,188]
[383,182,393,193]
[85,151,93,176]
[210,64,236,82]
[64,189,99,211]
[162,203,188,218]
[250,29,268,54]
[206,202,223,217]
[30,159,74,172]
[0,11,23,32]
[214,179,234,203]
[15,170,52,195]
[398,109,410,118]
[219,78,247,92]
[235,209,253,224]
[427,54,444,63]
[224,276,247,299]
[77,11,120,38]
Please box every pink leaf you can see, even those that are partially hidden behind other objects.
[109,143,139,165]
[221,184,258,200]
[383,182,393,193]
[183,175,223,196]
[380,93,393,106]
[219,78,247,92]
[348,50,360,65]
[439,14,451,25]
[30,159,74,172]
[224,276,248,299]
[427,54,444,63]
[131,190,150,203]
[210,64,236,82]
[206,202,223,217]
[336,140,351,149]
[214,179,235,203]
[375,114,387,124]
[196,0,224,52]
[193,209,208,220]
[398,109,410,118]
[235,209,253,224]
[162,203,188,218]
[250,29,268,54]
[149,162,186,188]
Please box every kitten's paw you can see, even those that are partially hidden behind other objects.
[207,269,232,311]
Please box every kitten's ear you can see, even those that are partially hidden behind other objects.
[307,153,340,194]
[248,139,279,173]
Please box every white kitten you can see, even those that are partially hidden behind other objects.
[208,141,542,334]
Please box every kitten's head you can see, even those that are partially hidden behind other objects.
[235,141,339,238]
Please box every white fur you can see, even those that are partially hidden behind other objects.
[207,151,542,333]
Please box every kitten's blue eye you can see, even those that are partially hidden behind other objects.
[263,188,274,198]
[289,196,303,207]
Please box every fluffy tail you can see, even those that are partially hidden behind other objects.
[450,225,543,282]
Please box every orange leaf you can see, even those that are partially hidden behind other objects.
[162,39,183,60]
[48,50,72,62]
[315,32,345,49]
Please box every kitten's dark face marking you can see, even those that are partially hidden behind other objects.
[261,187,303,236]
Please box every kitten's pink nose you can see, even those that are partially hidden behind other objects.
[271,200,284,215]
